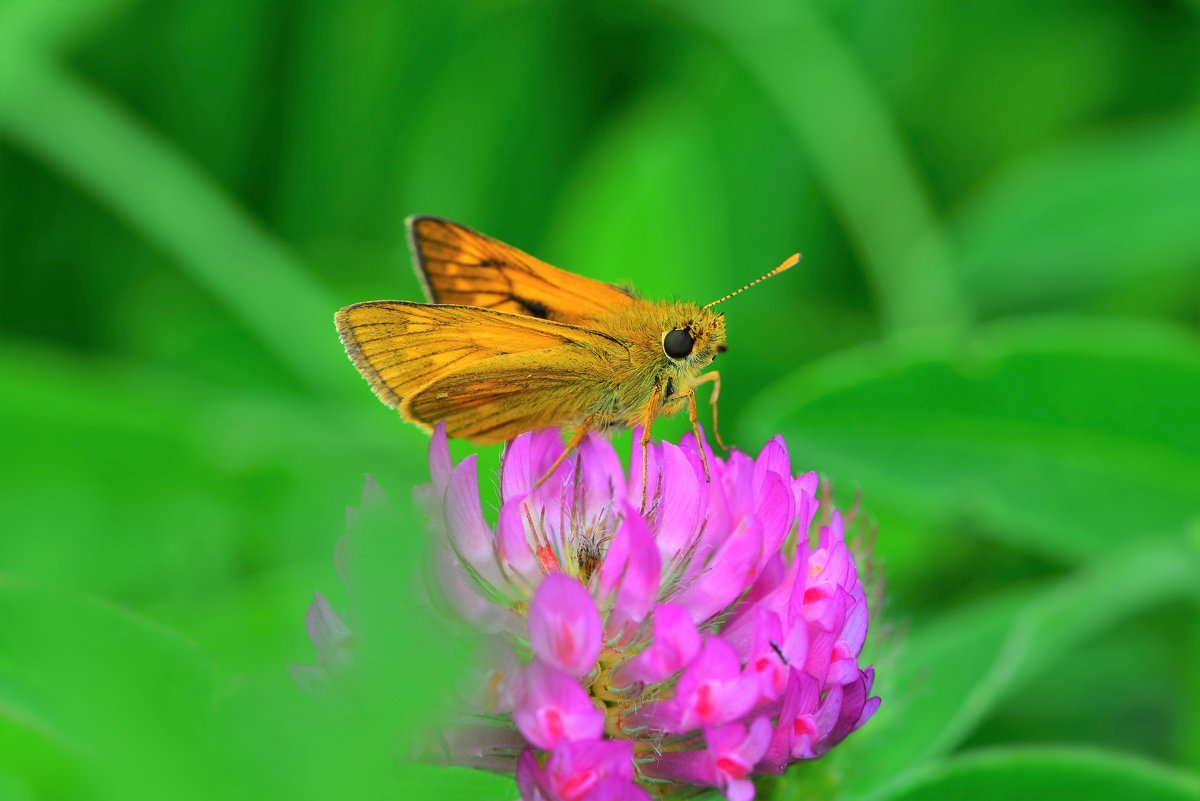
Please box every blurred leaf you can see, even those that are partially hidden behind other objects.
[0,576,215,799]
[0,502,516,801]
[545,90,732,300]
[887,747,1200,801]
[401,3,593,241]
[0,0,129,80]
[0,344,427,621]
[0,60,346,396]
[677,0,968,334]
[745,317,1200,560]
[956,118,1200,311]
[826,540,1199,801]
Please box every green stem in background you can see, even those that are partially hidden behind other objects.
[0,59,348,397]
[676,0,969,337]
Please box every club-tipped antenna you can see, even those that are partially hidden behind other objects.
[703,253,802,309]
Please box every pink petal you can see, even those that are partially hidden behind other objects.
[753,471,795,563]
[514,661,604,749]
[534,738,640,801]
[707,717,773,801]
[516,748,550,801]
[675,515,763,624]
[671,636,759,731]
[585,776,652,801]
[751,436,791,496]
[444,456,505,589]
[574,433,626,517]
[428,422,453,492]
[792,472,820,540]
[502,429,568,503]
[529,573,603,677]
[744,609,788,703]
[432,540,519,634]
[653,442,707,566]
[840,585,870,654]
[496,496,542,590]
[598,508,662,632]
[613,603,701,687]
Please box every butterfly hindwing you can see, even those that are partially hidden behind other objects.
[403,351,617,443]
[335,301,629,426]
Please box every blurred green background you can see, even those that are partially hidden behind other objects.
[2,1,1199,799]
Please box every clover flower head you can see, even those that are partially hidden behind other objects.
[304,426,879,800]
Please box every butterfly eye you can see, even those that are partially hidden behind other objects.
[663,329,694,359]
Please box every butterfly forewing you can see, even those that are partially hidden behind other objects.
[408,216,638,324]
[335,302,630,435]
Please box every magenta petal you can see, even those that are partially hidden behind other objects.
[675,515,763,624]
[744,608,788,703]
[586,776,652,801]
[502,429,568,503]
[653,442,707,565]
[599,508,662,631]
[428,422,453,492]
[536,738,638,801]
[614,603,701,686]
[496,496,541,590]
[529,573,603,677]
[444,456,506,588]
[671,636,759,731]
[840,586,870,654]
[574,432,626,515]
[792,472,820,539]
[516,748,549,800]
[611,508,662,628]
[751,435,790,496]
[432,540,519,634]
[706,717,773,801]
[753,471,795,563]
[514,661,604,749]
[760,668,819,770]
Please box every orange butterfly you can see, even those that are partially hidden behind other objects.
[336,217,798,506]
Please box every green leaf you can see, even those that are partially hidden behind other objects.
[675,0,968,334]
[0,345,428,607]
[956,119,1200,312]
[744,317,1200,561]
[0,577,216,799]
[888,747,1200,801]
[824,541,1200,801]
[0,61,345,397]
[545,90,733,302]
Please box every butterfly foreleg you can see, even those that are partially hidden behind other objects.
[674,388,712,483]
[692,371,728,451]
[534,417,596,488]
[639,385,663,514]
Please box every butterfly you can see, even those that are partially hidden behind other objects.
[336,216,798,507]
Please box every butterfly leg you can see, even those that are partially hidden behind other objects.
[693,371,728,451]
[678,388,712,483]
[534,418,596,488]
[639,385,663,514]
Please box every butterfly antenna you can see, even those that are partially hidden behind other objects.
[703,253,802,309]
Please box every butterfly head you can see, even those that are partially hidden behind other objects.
[660,304,726,370]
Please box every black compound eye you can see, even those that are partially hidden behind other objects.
[663,328,694,359]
